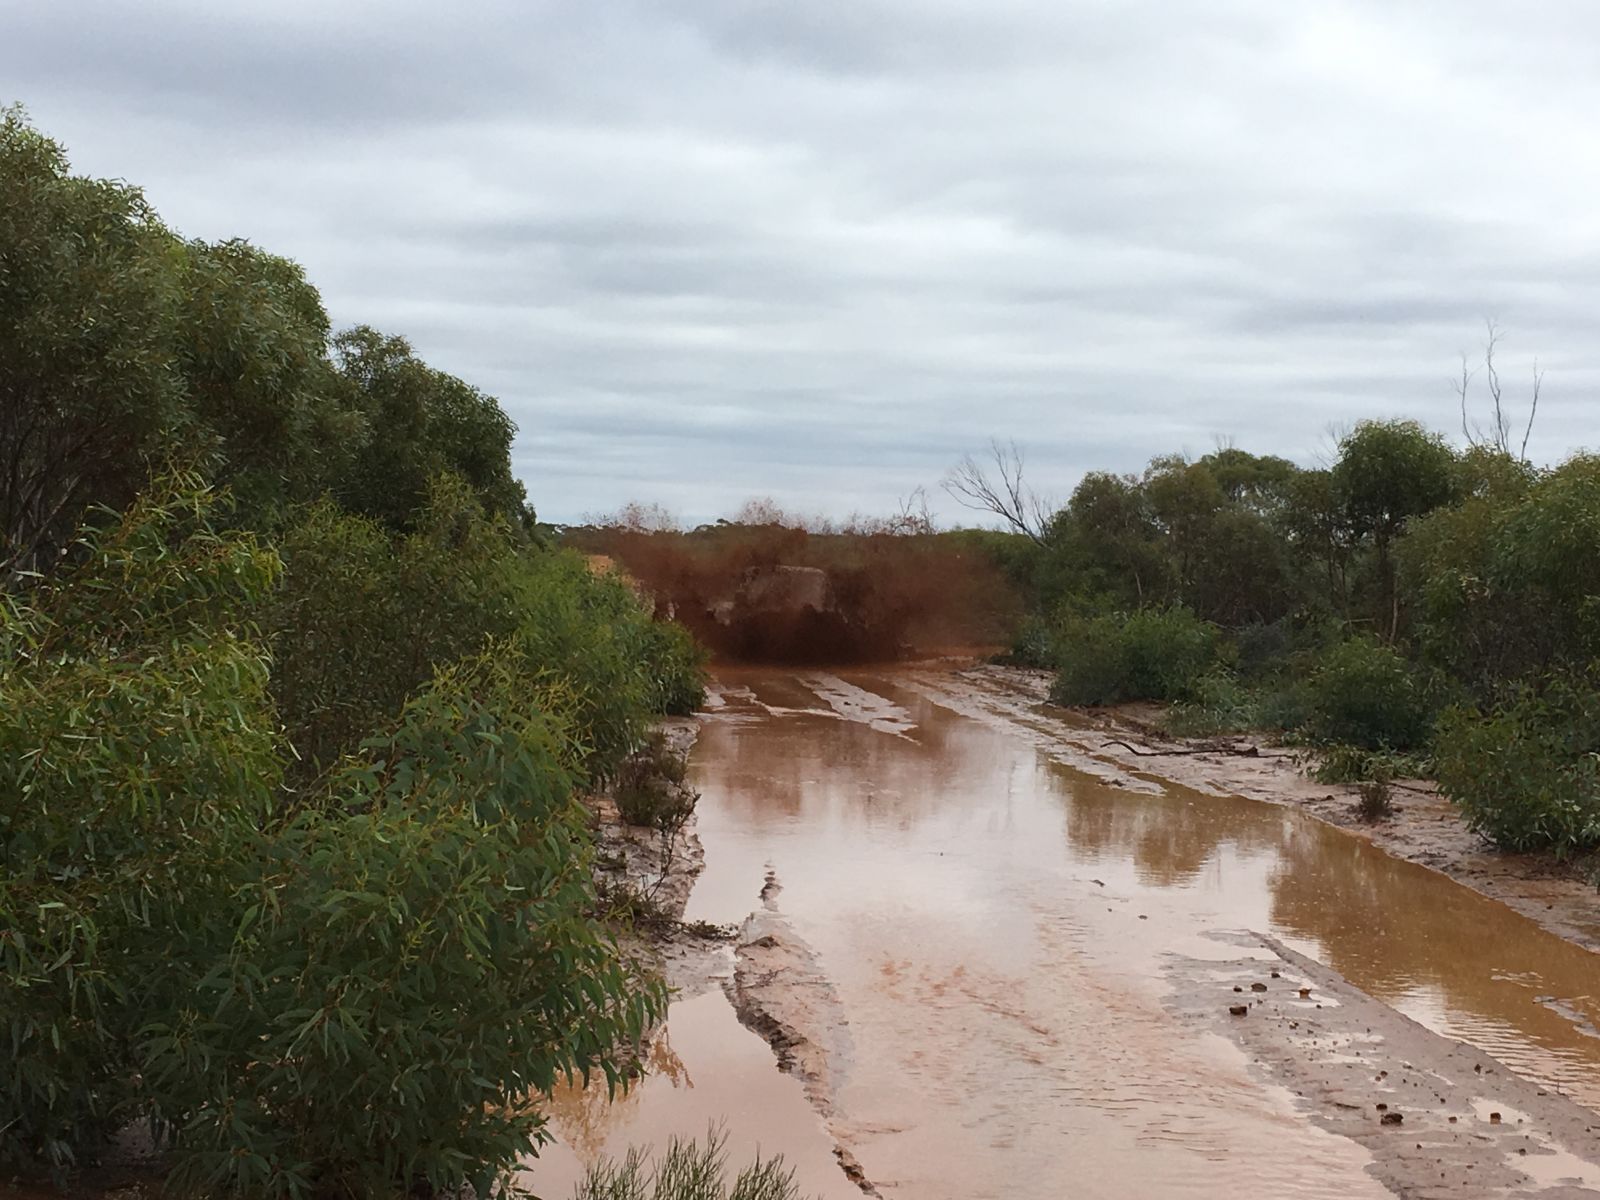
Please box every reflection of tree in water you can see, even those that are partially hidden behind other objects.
[1050,757,1286,888]
[1266,818,1600,1086]
[539,1028,692,1161]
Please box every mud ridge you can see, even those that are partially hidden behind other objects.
[727,883,882,1196]
[1170,932,1600,1197]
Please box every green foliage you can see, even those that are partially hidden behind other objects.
[1165,670,1258,736]
[332,325,529,531]
[268,476,524,777]
[1049,608,1221,706]
[1332,420,1460,548]
[510,550,693,773]
[1332,419,1459,636]
[572,1130,809,1200]
[1301,636,1433,751]
[270,476,705,781]
[156,652,664,1200]
[0,111,709,1196]
[1434,679,1600,856]
[1308,744,1430,786]
[173,237,351,521]
[614,732,696,834]
[0,107,529,573]
[1001,612,1059,668]
[633,616,708,716]
[0,476,282,1173]
[0,105,186,576]
[1,479,684,1194]
[1355,777,1395,822]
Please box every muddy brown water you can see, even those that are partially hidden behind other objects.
[523,668,1600,1199]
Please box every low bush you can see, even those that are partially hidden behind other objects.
[1000,613,1058,669]
[1355,776,1395,822]
[635,617,708,716]
[615,733,695,833]
[1255,679,1315,733]
[1434,679,1600,856]
[1165,670,1258,736]
[1050,607,1221,706]
[271,477,706,785]
[1310,744,1430,786]
[1301,636,1433,750]
[572,1129,808,1200]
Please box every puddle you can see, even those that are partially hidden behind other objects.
[525,668,1600,1198]
[518,991,856,1199]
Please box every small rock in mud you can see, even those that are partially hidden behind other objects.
[1229,1004,1249,1016]
[1380,1111,1403,1126]
[1251,982,1268,992]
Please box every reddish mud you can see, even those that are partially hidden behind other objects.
[524,667,1600,1199]
[569,524,1020,664]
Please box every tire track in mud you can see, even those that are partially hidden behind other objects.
[727,871,883,1195]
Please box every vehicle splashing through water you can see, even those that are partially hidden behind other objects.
[565,503,1023,664]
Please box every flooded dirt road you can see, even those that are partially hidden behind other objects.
[524,667,1600,1199]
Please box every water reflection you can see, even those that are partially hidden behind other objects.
[532,669,1600,1197]
[1036,729,1600,1105]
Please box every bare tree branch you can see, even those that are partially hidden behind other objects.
[1521,359,1543,462]
[941,439,1052,543]
[1451,320,1542,462]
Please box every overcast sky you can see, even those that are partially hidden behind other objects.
[8,2,1599,524]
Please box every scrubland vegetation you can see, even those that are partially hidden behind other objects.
[0,107,705,1197]
[6,91,1598,1199]
[971,412,1600,858]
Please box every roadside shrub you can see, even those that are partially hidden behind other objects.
[1310,744,1429,785]
[614,732,695,832]
[1434,680,1600,856]
[271,476,707,783]
[0,479,282,1174]
[155,653,664,1200]
[1302,636,1433,750]
[1001,613,1058,669]
[511,550,661,775]
[1355,776,1395,822]
[1050,608,1221,706]
[1165,670,1258,736]
[1255,679,1315,733]
[634,616,707,716]
[2,484,672,1195]
[269,479,522,777]
[1232,620,1294,681]
[572,1129,808,1200]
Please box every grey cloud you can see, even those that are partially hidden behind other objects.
[8,1,1600,524]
